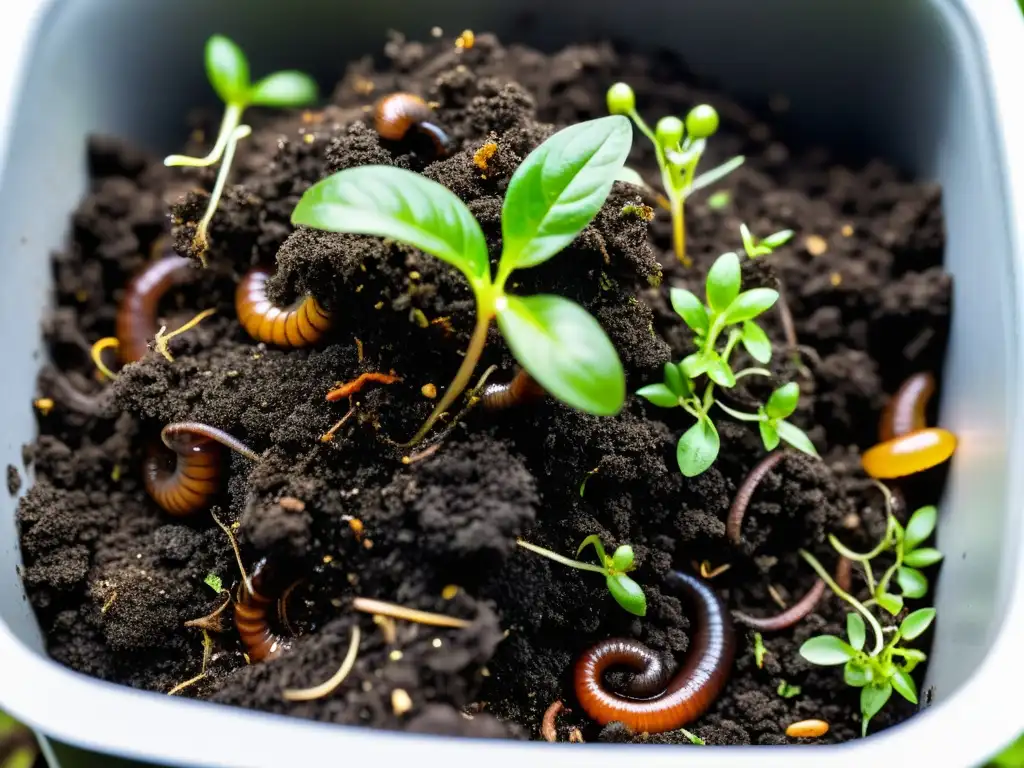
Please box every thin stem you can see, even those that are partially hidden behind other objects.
[734,367,773,381]
[862,563,877,597]
[516,539,607,575]
[671,195,689,267]
[628,109,658,149]
[715,400,763,422]
[282,626,361,701]
[404,309,493,447]
[193,123,252,266]
[679,398,702,420]
[164,102,245,167]
[721,328,742,365]
[800,549,884,657]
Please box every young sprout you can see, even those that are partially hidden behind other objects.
[293,116,632,445]
[637,249,817,476]
[799,492,943,736]
[167,35,318,265]
[607,82,744,266]
[516,534,646,617]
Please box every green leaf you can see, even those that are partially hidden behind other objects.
[292,166,491,286]
[753,632,767,668]
[500,116,633,271]
[903,548,944,568]
[681,352,711,379]
[670,288,710,335]
[705,354,736,388]
[497,294,625,416]
[900,608,936,640]
[203,573,223,593]
[860,682,892,737]
[205,35,251,104]
[723,288,780,324]
[611,545,635,572]
[247,71,318,107]
[677,418,720,477]
[577,534,608,565]
[607,573,646,616]
[897,567,929,599]
[707,190,731,210]
[891,668,918,704]
[759,420,780,451]
[762,229,795,249]
[777,420,818,457]
[663,361,686,397]
[688,155,745,195]
[876,592,904,616]
[765,381,800,420]
[847,612,866,651]
[799,635,857,665]
[679,728,705,746]
[777,681,802,698]
[636,383,680,408]
[739,223,756,257]
[904,505,938,551]
[741,320,772,363]
[706,252,741,311]
[844,659,874,687]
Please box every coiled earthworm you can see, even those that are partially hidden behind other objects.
[733,557,852,631]
[374,93,452,156]
[879,372,935,442]
[235,557,291,662]
[573,571,735,733]
[479,369,546,410]
[115,249,193,363]
[143,422,259,516]
[726,452,785,545]
[235,266,332,348]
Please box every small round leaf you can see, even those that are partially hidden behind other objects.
[904,505,938,552]
[636,383,680,409]
[205,35,250,104]
[248,71,319,107]
[777,420,818,457]
[860,683,892,737]
[607,573,646,616]
[685,104,719,139]
[706,354,736,388]
[497,294,625,416]
[677,418,720,477]
[847,612,866,652]
[759,419,780,451]
[611,545,635,572]
[765,382,800,420]
[899,608,936,640]
[670,287,709,335]
[656,116,685,148]
[723,288,780,324]
[606,83,636,115]
[890,668,918,704]
[706,252,741,312]
[799,635,856,665]
[897,567,929,599]
[876,592,904,616]
[902,548,944,568]
[741,320,772,364]
[843,659,873,687]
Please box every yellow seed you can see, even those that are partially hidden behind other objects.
[33,398,54,416]
[455,30,475,50]
[348,518,364,538]
[392,688,414,715]
[441,584,459,600]
[830,272,842,286]
[421,383,438,399]
[374,301,384,310]
[409,271,421,281]
[786,719,829,738]
[322,555,334,564]
[303,133,315,144]
[389,649,403,661]
[363,538,374,550]
[841,224,854,237]
[805,234,828,256]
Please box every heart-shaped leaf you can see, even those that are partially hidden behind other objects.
[500,116,632,271]
[206,35,250,104]
[496,294,624,416]
[292,165,491,287]
[248,71,319,107]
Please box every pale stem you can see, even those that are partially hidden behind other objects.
[164,102,244,167]
[671,195,689,266]
[193,123,252,266]
[800,549,884,656]
[516,539,607,575]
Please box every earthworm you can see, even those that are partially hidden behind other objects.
[733,557,852,631]
[143,422,259,516]
[235,557,291,662]
[235,266,332,348]
[116,250,194,363]
[541,700,565,742]
[479,369,547,410]
[374,93,452,156]
[573,571,735,733]
[726,452,785,545]
[879,372,935,442]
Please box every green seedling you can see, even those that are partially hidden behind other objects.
[516,534,646,617]
[203,573,224,593]
[777,681,802,698]
[753,631,767,669]
[167,35,318,265]
[680,728,706,746]
[636,249,817,476]
[800,608,935,737]
[607,82,744,266]
[293,116,633,445]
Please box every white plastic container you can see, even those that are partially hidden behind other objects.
[1,1,1023,766]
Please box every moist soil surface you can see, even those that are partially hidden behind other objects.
[17,32,950,745]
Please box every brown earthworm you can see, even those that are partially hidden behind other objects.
[733,557,852,631]
[116,250,193,363]
[480,369,547,410]
[879,372,935,442]
[374,93,452,156]
[235,266,332,348]
[235,558,291,662]
[726,452,786,545]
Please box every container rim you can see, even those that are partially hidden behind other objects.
[1,1,1023,766]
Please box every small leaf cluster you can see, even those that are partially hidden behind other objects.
[517,535,646,617]
[292,116,633,423]
[739,224,795,259]
[637,247,817,476]
[801,608,935,737]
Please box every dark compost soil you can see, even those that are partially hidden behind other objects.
[16,31,951,746]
